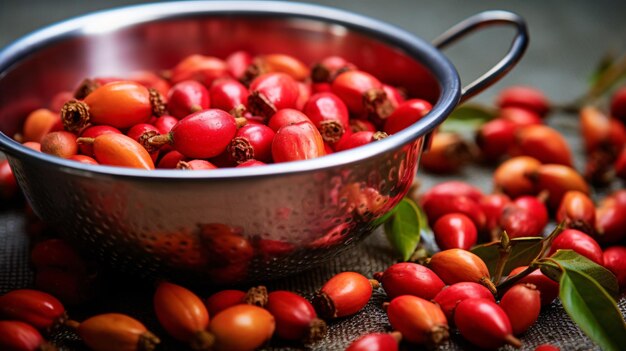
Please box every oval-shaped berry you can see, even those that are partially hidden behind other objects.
[302,92,349,143]
[499,283,541,335]
[228,124,275,164]
[383,98,432,135]
[386,295,448,346]
[167,80,210,119]
[0,320,52,351]
[313,272,375,319]
[76,313,160,351]
[0,289,66,331]
[497,85,549,117]
[208,305,275,351]
[266,290,326,342]
[432,282,495,321]
[508,266,559,306]
[209,78,249,113]
[602,246,626,290]
[428,249,496,293]
[549,229,603,265]
[455,298,521,349]
[433,213,478,250]
[248,72,299,120]
[345,332,401,351]
[272,121,325,163]
[377,262,445,300]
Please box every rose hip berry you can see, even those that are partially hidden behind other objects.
[77,134,155,169]
[153,282,212,350]
[507,266,559,306]
[208,305,275,351]
[432,282,495,321]
[549,229,604,265]
[420,132,474,174]
[302,92,349,143]
[227,124,275,164]
[499,106,543,127]
[420,194,486,231]
[493,156,542,198]
[40,131,78,159]
[556,190,596,234]
[272,121,325,163]
[170,54,227,86]
[602,246,626,290]
[245,54,309,82]
[375,262,445,300]
[265,290,327,342]
[421,180,483,203]
[594,192,626,244]
[311,56,356,83]
[385,295,449,347]
[0,320,56,351]
[61,81,165,131]
[22,108,61,143]
[428,249,496,293]
[526,164,589,210]
[313,271,377,319]
[167,80,210,119]
[454,298,522,349]
[0,289,66,332]
[610,86,626,123]
[225,51,252,80]
[335,131,388,152]
[331,70,393,120]
[480,193,512,234]
[345,332,401,351]
[73,313,160,351]
[78,125,121,157]
[475,118,517,161]
[513,125,573,166]
[383,99,432,135]
[496,85,549,117]
[499,195,549,239]
[148,109,245,159]
[247,72,300,120]
[209,78,249,113]
[433,213,478,250]
[499,283,541,335]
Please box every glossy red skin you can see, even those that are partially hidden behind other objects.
[480,193,511,232]
[153,115,178,134]
[499,284,541,335]
[475,118,517,161]
[556,190,595,233]
[170,54,228,86]
[549,229,604,265]
[0,289,65,331]
[421,194,486,231]
[434,213,478,250]
[320,272,372,317]
[296,81,311,111]
[610,86,626,123]
[432,282,494,321]
[350,119,377,133]
[497,85,550,117]
[335,131,381,152]
[302,92,350,140]
[208,305,275,351]
[493,156,542,198]
[272,121,325,163]
[169,109,237,158]
[331,70,383,115]
[595,193,626,244]
[91,134,155,169]
[513,125,573,166]
[0,160,18,200]
[40,131,78,159]
[225,50,253,79]
[128,70,171,97]
[379,262,445,300]
[79,125,121,157]
[248,72,300,116]
[0,320,44,351]
[422,181,483,203]
[455,298,515,350]
[157,150,187,169]
[508,266,559,306]
[205,290,246,317]
[616,147,626,180]
[312,56,356,83]
[167,80,210,119]
[602,246,626,290]
[499,106,543,127]
[30,238,86,273]
[126,123,159,142]
[500,196,549,239]
[312,82,332,93]
[69,154,99,165]
[209,78,249,112]
[236,159,266,168]
[84,81,153,128]
[382,84,405,109]
[345,333,399,351]
[530,164,589,210]
[266,291,319,341]
[386,295,448,345]
[228,124,275,163]
[154,281,209,342]
[428,249,491,287]
[268,108,311,132]
[383,99,432,135]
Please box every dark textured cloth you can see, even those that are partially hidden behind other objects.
[1,209,624,351]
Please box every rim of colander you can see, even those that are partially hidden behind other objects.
[0,1,461,180]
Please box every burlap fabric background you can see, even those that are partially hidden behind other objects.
[1,207,624,351]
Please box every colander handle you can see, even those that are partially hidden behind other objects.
[432,10,529,103]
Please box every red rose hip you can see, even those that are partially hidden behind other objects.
[272,121,325,163]
[302,92,349,143]
[602,246,626,290]
[265,290,327,342]
[345,332,401,351]
[0,289,67,331]
[455,298,521,349]
[549,229,603,265]
[247,72,299,120]
[385,295,448,346]
[313,272,377,319]
[376,262,445,300]
[227,124,275,164]
[167,80,210,119]
[433,213,478,250]
[432,282,495,321]
[499,283,541,335]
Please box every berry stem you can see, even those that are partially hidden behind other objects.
[496,265,538,295]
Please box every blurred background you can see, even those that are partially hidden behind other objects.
[1,0,625,107]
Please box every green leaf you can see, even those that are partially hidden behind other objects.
[471,236,543,277]
[559,269,626,351]
[384,198,422,261]
[371,205,398,228]
[541,250,620,298]
[440,104,496,134]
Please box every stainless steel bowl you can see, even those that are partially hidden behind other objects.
[0,1,527,284]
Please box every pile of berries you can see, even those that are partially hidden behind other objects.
[4,51,433,171]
